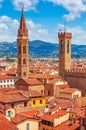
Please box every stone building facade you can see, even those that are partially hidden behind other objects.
[17,8,29,79]
[58,31,86,96]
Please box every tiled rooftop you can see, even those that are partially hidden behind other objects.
[42,110,68,122]
[0,114,17,130]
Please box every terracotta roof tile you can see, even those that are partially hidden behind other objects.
[57,84,69,89]
[29,73,57,79]
[19,78,43,85]
[54,120,80,130]
[0,114,17,130]
[0,92,28,103]
[0,74,15,79]
[19,110,40,119]
[71,106,86,118]
[60,88,79,94]
[49,78,62,84]
[11,114,28,124]
[28,90,44,97]
[12,110,41,124]
[42,110,68,122]
[0,88,12,93]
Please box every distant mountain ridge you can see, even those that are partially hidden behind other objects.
[0,40,86,58]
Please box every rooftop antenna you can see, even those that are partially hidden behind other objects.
[21,2,24,11]
[64,21,66,33]
[59,28,61,33]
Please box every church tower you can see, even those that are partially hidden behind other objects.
[58,32,72,76]
[17,8,29,79]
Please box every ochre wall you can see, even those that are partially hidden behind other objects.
[31,97,46,108]
[17,120,39,130]
[29,85,44,94]
[65,73,86,96]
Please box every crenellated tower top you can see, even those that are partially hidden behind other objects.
[58,31,72,76]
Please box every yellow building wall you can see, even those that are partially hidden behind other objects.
[31,98,46,108]
[17,119,39,130]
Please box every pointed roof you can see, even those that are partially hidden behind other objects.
[19,8,26,30]
[18,8,28,37]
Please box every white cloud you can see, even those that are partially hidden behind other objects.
[68,26,86,44]
[58,23,86,44]
[0,0,4,8]
[0,16,19,42]
[12,0,39,11]
[44,0,86,21]
[0,15,86,44]
[0,15,57,43]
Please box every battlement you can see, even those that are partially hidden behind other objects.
[58,32,72,39]
[65,68,86,78]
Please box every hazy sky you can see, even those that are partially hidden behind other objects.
[0,0,86,44]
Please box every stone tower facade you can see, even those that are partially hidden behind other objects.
[58,32,72,76]
[17,8,29,79]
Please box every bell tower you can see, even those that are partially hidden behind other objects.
[17,8,29,79]
[58,32,72,76]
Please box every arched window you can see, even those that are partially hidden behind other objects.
[18,59,21,65]
[23,46,26,54]
[61,40,64,53]
[67,40,69,53]
[23,58,26,64]
[23,72,26,76]
[18,72,21,76]
[19,46,21,54]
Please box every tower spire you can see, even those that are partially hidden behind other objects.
[19,7,26,30]
[18,8,28,38]
[17,8,29,79]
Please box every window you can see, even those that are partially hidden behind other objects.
[0,80,2,83]
[8,111,11,117]
[33,100,35,105]
[61,40,64,53]
[41,90,43,93]
[40,100,42,104]
[0,85,2,88]
[19,46,21,54]
[7,80,9,82]
[11,103,14,108]
[23,58,26,64]
[4,80,5,83]
[48,90,50,96]
[48,122,53,127]
[23,72,26,76]
[24,102,27,107]
[67,40,69,53]
[19,72,21,76]
[26,123,29,130]
[19,59,21,65]
[23,46,26,54]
